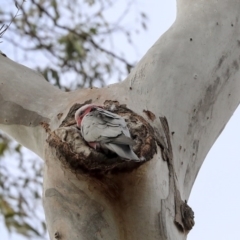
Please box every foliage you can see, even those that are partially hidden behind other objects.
[0,0,148,238]
[0,135,45,238]
[1,0,147,89]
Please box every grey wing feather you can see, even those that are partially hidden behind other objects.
[81,108,132,144]
[104,143,139,161]
[95,107,130,137]
[81,108,139,160]
[101,135,135,145]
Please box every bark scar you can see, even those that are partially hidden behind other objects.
[54,231,61,239]
[156,117,195,233]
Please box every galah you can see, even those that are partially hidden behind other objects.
[75,104,139,161]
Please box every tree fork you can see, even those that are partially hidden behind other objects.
[1,0,240,239]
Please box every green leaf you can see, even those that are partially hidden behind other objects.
[0,142,8,156]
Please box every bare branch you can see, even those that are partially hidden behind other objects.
[0,0,25,42]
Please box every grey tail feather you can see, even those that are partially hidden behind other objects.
[104,143,140,161]
[101,135,135,145]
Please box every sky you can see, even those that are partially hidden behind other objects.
[1,0,240,239]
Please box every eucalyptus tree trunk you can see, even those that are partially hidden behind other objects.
[1,0,240,239]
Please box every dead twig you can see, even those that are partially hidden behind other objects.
[0,0,25,42]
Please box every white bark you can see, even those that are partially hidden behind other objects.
[1,0,240,239]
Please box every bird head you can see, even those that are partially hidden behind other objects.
[75,104,97,127]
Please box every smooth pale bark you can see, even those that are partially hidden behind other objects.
[1,0,240,239]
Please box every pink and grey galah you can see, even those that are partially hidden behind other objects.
[75,104,139,161]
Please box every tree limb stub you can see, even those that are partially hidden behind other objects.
[47,100,156,175]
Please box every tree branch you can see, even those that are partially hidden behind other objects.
[123,0,240,197]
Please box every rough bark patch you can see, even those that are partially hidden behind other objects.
[47,101,156,175]
[174,190,195,232]
[143,109,156,121]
